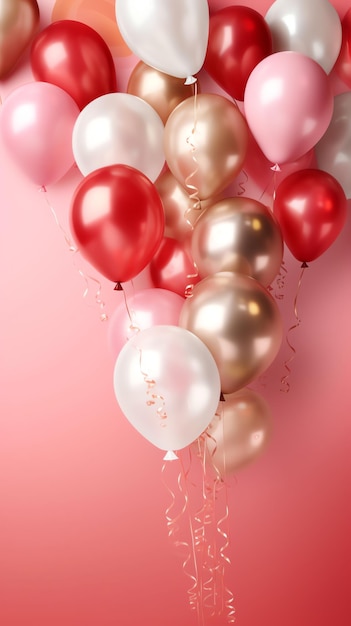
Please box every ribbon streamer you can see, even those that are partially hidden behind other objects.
[281,262,308,392]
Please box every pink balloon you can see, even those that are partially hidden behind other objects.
[0,81,79,186]
[244,51,333,165]
[108,288,185,358]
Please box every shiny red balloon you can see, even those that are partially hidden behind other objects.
[335,9,351,88]
[70,164,165,284]
[150,238,200,297]
[204,6,273,101]
[273,169,347,263]
[31,19,117,110]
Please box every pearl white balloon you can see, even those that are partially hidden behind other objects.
[113,325,221,452]
[265,0,342,74]
[115,0,209,81]
[72,93,165,180]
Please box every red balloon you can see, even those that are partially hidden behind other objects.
[70,164,165,284]
[204,6,273,102]
[335,9,351,89]
[31,19,117,110]
[150,237,200,297]
[273,169,347,263]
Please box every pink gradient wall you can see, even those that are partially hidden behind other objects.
[1,1,350,625]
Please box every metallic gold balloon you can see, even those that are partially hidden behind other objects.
[179,272,283,394]
[164,93,249,200]
[191,197,283,286]
[206,388,272,475]
[0,0,40,78]
[155,170,216,242]
[127,61,198,124]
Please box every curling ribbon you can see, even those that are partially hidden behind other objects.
[281,262,308,392]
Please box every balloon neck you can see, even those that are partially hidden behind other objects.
[184,75,197,85]
[114,282,123,291]
[270,163,281,172]
[301,261,309,268]
[39,185,47,193]
[163,450,179,461]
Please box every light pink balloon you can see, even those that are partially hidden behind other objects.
[108,288,185,359]
[244,51,333,165]
[0,81,79,187]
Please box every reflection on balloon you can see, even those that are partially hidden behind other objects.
[164,94,249,199]
[206,388,272,475]
[72,93,165,181]
[108,288,184,359]
[315,92,351,199]
[31,20,117,110]
[0,0,40,78]
[273,169,347,263]
[113,325,221,452]
[265,0,342,74]
[128,62,198,124]
[179,272,283,394]
[191,197,283,287]
[70,164,165,284]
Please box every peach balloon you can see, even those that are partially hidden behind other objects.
[164,94,249,200]
[52,0,132,57]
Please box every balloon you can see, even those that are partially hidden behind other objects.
[204,6,273,101]
[70,164,165,284]
[149,238,200,297]
[179,272,283,394]
[115,0,209,82]
[244,51,334,165]
[0,82,79,187]
[206,389,272,475]
[52,0,132,57]
[164,94,249,200]
[315,93,351,199]
[191,197,283,287]
[273,169,347,263]
[72,93,165,181]
[335,9,351,88]
[127,61,199,125]
[30,20,117,110]
[0,0,39,78]
[265,0,342,74]
[108,288,185,359]
[113,325,221,452]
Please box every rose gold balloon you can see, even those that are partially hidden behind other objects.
[164,93,249,200]
[155,170,215,242]
[0,0,40,78]
[179,271,283,394]
[127,61,199,124]
[206,388,272,475]
[191,197,283,287]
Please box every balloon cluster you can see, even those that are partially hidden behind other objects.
[1,0,349,475]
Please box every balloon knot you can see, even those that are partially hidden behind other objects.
[301,261,309,268]
[114,282,123,291]
[38,185,47,193]
[220,391,225,402]
[270,164,281,172]
[163,450,179,461]
[184,75,197,85]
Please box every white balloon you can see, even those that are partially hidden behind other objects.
[315,92,351,199]
[113,325,221,452]
[72,93,165,180]
[115,0,209,81]
[265,0,342,74]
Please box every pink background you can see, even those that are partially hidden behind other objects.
[1,1,350,625]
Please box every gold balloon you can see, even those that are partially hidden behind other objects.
[127,61,198,124]
[206,389,272,475]
[155,170,218,242]
[0,0,40,78]
[191,197,283,287]
[179,271,283,394]
[164,93,249,200]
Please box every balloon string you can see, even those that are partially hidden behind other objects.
[236,169,249,196]
[137,348,167,425]
[39,186,108,321]
[119,283,141,341]
[281,262,308,393]
[268,258,288,302]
